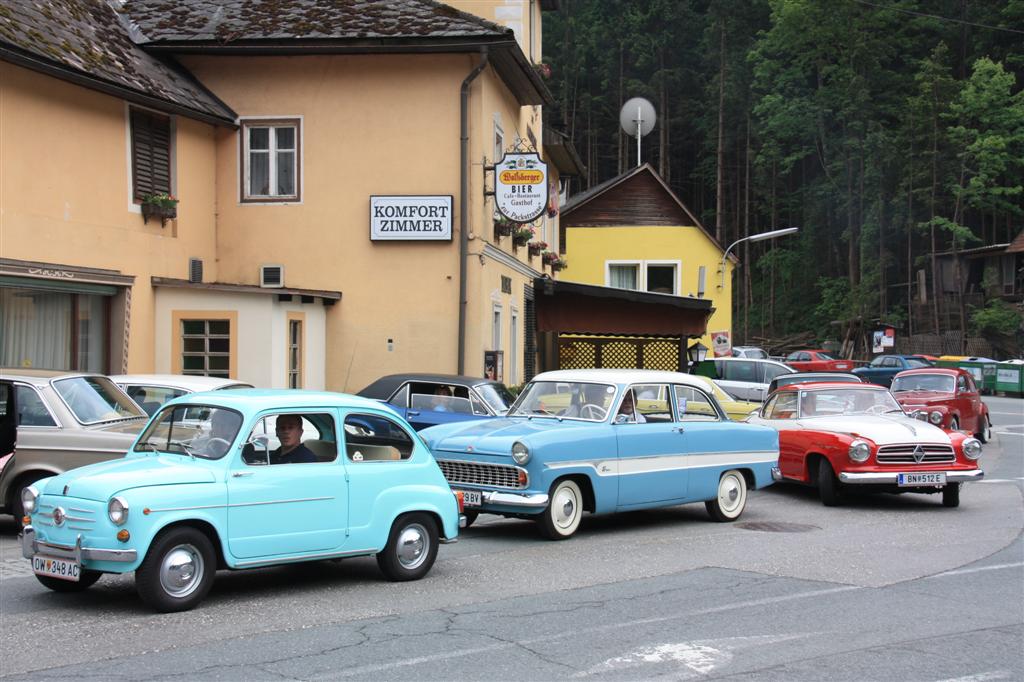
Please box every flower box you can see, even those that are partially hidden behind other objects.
[512,227,533,247]
[528,241,547,257]
[140,193,179,226]
[493,218,515,239]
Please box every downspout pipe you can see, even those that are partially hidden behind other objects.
[458,49,489,375]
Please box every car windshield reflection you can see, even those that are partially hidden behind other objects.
[134,405,243,459]
[891,374,955,393]
[799,388,904,418]
[476,383,514,414]
[508,381,617,421]
[52,376,145,424]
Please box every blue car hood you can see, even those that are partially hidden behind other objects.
[421,417,585,456]
[40,455,216,502]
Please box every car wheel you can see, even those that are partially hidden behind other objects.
[537,479,583,540]
[35,569,102,593]
[942,483,961,508]
[135,527,216,613]
[462,511,479,528]
[950,417,960,431]
[976,415,992,443]
[376,513,438,582]
[705,469,748,522]
[817,459,842,507]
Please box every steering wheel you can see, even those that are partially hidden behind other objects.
[580,404,608,420]
[205,437,231,451]
[864,404,889,415]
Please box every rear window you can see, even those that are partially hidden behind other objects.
[907,359,930,368]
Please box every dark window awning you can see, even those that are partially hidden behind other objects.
[533,278,713,337]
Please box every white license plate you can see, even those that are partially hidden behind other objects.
[32,555,80,582]
[898,472,946,487]
[458,490,482,507]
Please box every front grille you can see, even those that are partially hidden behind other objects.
[37,499,99,533]
[876,444,956,464]
[436,459,526,489]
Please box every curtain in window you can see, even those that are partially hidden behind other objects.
[0,288,71,370]
[609,265,638,290]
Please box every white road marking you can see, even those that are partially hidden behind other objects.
[975,478,1024,483]
[926,562,1024,579]
[992,431,1023,436]
[932,671,1015,682]
[316,586,860,679]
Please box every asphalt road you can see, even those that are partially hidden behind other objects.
[1,397,1021,681]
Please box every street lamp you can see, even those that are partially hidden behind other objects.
[718,227,799,289]
[686,340,708,373]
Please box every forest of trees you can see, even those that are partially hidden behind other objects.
[544,0,1024,353]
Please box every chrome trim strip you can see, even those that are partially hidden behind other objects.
[146,496,334,513]
[839,469,984,484]
[19,527,136,562]
[13,445,135,454]
[68,507,94,514]
[67,524,91,531]
[145,503,225,513]
[547,450,779,477]
[234,547,377,568]
[481,491,549,508]
[64,514,92,522]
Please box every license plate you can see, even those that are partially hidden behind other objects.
[458,489,482,507]
[32,555,80,582]
[898,472,946,487]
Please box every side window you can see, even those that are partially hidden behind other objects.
[786,352,801,361]
[957,375,967,392]
[344,413,415,462]
[673,385,720,422]
[469,391,490,416]
[628,383,672,423]
[125,385,187,416]
[388,384,410,408]
[246,413,334,464]
[766,392,798,419]
[763,364,791,382]
[409,383,472,415]
[725,361,758,383]
[14,386,56,427]
[882,357,899,368]
[871,357,886,367]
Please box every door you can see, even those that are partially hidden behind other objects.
[755,392,804,479]
[614,384,688,506]
[227,411,348,559]
[957,374,983,432]
[718,360,760,400]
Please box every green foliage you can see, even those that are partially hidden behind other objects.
[970,299,1023,337]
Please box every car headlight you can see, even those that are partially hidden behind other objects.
[21,486,39,515]
[511,441,530,465]
[929,410,943,425]
[962,438,982,460]
[107,496,129,526]
[848,439,872,463]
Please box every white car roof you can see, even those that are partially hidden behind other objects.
[109,374,253,391]
[710,357,791,368]
[532,368,713,388]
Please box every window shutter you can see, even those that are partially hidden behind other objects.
[131,109,171,201]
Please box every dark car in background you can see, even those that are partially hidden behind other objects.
[852,355,933,387]
[768,372,863,395]
[357,373,515,431]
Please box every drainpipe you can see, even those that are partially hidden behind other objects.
[458,49,489,375]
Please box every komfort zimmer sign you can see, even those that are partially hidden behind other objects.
[370,196,453,241]
[494,152,548,223]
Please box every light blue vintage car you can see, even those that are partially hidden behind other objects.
[20,390,460,612]
[420,369,780,539]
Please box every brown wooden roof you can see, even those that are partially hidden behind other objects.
[1007,231,1024,254]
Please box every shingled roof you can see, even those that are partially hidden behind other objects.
[124,0,511,42]
[0,0,236,124]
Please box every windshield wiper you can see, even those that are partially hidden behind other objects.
[167,439,197,460]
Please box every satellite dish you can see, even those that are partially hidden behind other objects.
[619,97,656,167]
[620,97,656,138]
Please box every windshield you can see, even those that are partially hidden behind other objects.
[799,388,904,418]
[509,381,617,421]
[52,376,145,424]
[134,405,243,459]
[817,352,835,360]
[476,383,515,414]
[891,374,955,393]
[907,358,931,368]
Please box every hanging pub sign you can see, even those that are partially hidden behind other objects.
[370,196,453,241]
[494,152,548,223]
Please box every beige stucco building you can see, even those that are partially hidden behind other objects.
[1,0,581,391]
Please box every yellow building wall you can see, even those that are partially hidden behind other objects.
[0,63,220,372]
[182,54,544,391]
[563,225,734,353]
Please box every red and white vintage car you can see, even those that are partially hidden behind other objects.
[783,350,854,373]
[890,368,992,441]
[749,383,983,507]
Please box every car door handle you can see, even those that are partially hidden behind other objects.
[407,410,420,417]
[672,426,685,433]
[232,472,254,478]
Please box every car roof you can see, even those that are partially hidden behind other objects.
[110,374,254,390]
[774,372,859,382]
[776,381,887,393]
[893,367,964,377]
[0,368,105,386]
[357,373,501,400]
[533,368,714,388]
[167,388,389,412]
[706,357,792,367]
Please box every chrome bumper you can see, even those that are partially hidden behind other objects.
[20,526,137,563]
[838,469,985,485]
[481,491,549,509]
[771,467,782,482]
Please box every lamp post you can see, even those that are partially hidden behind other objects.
[686,340,708,374]
[718,227,799,290]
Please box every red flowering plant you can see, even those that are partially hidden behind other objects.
[512,226,534,247]
[528,240,547,257]
[534,62,552,79]
[140,192,178,225]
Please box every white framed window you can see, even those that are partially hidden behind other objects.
[493,118,504,162]
[605,260,681,295]
[510,310,519,386]
[492,304,503,350]
[607,261,641,290]
[697,266,707,298]
[241,118,301,202]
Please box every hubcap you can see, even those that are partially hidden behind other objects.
[719,475,743,514]
[552,486,579,529]
[159,544,204,598]
[396,523,429,570]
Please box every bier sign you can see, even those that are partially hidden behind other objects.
[370,196,453,241]
[494,153,548,223]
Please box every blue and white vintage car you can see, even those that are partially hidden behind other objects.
[420,369,781,539]
[19,390,460,612]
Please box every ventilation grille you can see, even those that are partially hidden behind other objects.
[188,258,203,283]
[260,265,284,288]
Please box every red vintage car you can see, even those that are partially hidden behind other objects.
[784,350,855,373]
[748,383,983,507]
[891,368,992,441]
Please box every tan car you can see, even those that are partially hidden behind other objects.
[0,369,148,517]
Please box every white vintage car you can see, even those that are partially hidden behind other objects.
[110,374,253,416]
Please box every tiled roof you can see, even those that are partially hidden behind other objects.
[1007,231,1024,254]
[0,0,235,123]
[124,0,511,43]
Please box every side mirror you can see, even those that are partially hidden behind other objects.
[613,414,631,425]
